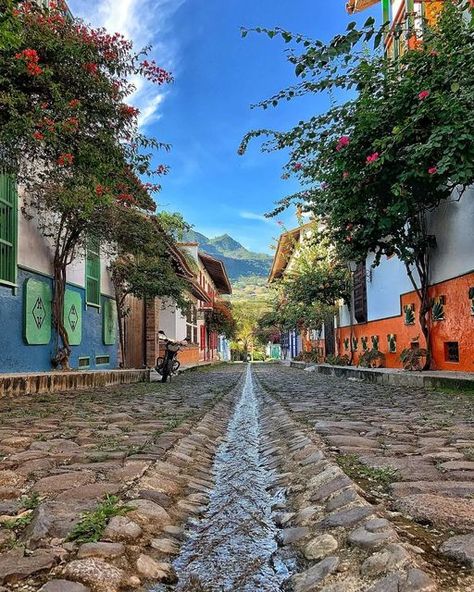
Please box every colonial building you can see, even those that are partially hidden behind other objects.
[0,174,118,373]
[337,0,474,371]
[269,223,335,361]
[159,243,232,368]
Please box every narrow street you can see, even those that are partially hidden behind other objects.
[0,364,472,591]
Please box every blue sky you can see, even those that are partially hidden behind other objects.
[69,0,378,254]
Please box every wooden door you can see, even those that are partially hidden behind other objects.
[123,295,146,368]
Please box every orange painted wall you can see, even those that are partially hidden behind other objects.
[302,334,326,360]
[338,272,474,372]
[178,346,200,366]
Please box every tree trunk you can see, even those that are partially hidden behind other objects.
[115,289,126,368]
[52,258,71,370]
[405,251,432,370]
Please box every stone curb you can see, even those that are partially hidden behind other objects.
[288,361,474,391]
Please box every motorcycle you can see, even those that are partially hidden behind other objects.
[155,331,189,383]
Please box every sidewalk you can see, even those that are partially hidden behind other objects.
[0,368,150,397]
[288,361,474,390]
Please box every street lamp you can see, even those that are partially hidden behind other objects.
[347,261,357,365]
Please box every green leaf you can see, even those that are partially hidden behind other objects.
[295,63,305,77]
[451,82,460,93]
[364,16,375,28]
[347,21,357,31]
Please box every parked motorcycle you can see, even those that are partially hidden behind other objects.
[155,331,189,383]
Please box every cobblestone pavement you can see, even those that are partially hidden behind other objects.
[253,364,474,587]
[0,363,472,592]
[0,365,244,591]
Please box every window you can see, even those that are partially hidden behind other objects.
[445,342,459,363]
[0,173,18,286]
[186,304,197,343]
[353,262,368,324]
[95,355,110,365]
[78,357,90,368]
[86,238,100,306]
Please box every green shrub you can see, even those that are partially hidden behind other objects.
[358,348,386,368]
[400,347,428,371]
[325,354,350,366]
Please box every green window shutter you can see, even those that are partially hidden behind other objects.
[103,298,116,345]
[24,279,52,345]
[63,289,83,346]
[86,238,101,306]
[0,172,18,286]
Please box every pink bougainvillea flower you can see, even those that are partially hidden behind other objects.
[366,152,379,164]
[293,162,302,171]
[68,99,81,109]
[428,166,438,175]
[418,90,430,100]
[336,136,350,151]
[33,131,44,141]
[343,171,349,179]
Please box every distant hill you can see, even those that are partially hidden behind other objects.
[182,230,272,283]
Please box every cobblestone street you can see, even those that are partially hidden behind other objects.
[0,363,472,591]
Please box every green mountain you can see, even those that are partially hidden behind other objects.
[183,230,272,282]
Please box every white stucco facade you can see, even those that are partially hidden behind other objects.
[18,195,115,297]
[338,194,474,327]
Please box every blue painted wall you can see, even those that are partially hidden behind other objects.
[0,268,117,373]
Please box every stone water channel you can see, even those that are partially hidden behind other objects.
[158,364,289,592]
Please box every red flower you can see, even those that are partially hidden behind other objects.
[366,152,379,164]
[95,184,105,196]
[83,62,98,75]
[15,49,43,76]
[69,99,81,109]
[343,171,349,179]
[336,136,350,151]
[294,162,302,171]
[428,166,437,175]
[63,117,79,132]
[57,153,74,166]
[418,90,430,101]
[120,104,140,118]
[33,131,44,141]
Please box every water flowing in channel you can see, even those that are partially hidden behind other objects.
[172,364,285,592]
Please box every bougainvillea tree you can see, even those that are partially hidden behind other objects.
[240,2,474,368]
[264,226,350,337]
[0,0,173,368]
[205,299,236,340]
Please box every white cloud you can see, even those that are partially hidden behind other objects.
[69,0,185,128]
[239,211,275,224]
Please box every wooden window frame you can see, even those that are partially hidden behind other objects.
[85,238,101,307]
[0,172,18,288]
[186,303,198,344]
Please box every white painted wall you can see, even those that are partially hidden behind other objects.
[366,252,414,322]
[18,195,114,296]
[429,191,474,284]
[338,193,474,327]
